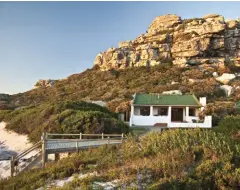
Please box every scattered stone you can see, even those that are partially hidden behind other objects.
[220,85,234,97]
[162,90,182,95]
[212,72,218,78]
[171,81,179,85]
[188,79,202,84]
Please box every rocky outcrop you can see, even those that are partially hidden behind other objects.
[94,14,240,71]
[34,79,56,88]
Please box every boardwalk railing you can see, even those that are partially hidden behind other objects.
[46,133,124,139]
[42,132,125,168]
[10,141,42,177]
[9,133,125,178]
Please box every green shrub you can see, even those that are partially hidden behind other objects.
[217,115,240,138]
[3,101,129,142]
[0,110,12,121]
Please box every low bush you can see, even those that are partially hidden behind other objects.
[217,115,240,139]
[5,64,227,113]
[1,101,129,142]
[1,129,239,189]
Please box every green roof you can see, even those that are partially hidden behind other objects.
[133,93,201,106]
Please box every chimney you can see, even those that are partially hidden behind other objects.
[199,97,207,107]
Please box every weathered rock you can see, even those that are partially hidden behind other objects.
[34,79,56,88]
[226,20,239,29]
[212,72,218,78]
[162,90,182,95]
[171,81,179,85]
[188,78,202,84]
[94,14,240,71]
[215,73,236,84]
[118,41,133,48]
[147,14,181,35]
[220,85,234,97]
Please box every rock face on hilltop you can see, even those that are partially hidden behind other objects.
[34,79,56,88]
[94,14,240,70]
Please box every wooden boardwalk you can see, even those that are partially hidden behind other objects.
[45,139,123,154]
[10,133,125,177]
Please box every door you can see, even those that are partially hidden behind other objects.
[171,108,183,122]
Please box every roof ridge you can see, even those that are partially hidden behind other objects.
[191,94,201,106]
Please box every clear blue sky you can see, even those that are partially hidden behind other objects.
[0,2,240,94]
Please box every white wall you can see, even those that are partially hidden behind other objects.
[130,105,212,128]
[169,116,212,128]
[131,115,170,126]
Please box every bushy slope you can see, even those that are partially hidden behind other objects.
[8,64,238,113]
[1,128,239,189]
[0,101,129,142]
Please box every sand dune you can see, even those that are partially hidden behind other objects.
[0,122,33,155]
[0,122,38,179]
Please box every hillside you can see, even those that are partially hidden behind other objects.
[0,14,238,114]
[3,63,239,113]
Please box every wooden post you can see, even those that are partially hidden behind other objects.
[108,136,110,144]
[10,156,14,177]
[102,133,104,139]
[55,153,60,161]
[76,141,78,152]
[79,133,82,140]
[41,132,47,168]
[121,133,124,142]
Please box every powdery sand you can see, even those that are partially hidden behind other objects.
[0,122,33,153]
[0,122,39,179]
[37,172,119,190]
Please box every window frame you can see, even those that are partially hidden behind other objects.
[139,106,150,116]
[189,108,196,116]
[153,107,168,116]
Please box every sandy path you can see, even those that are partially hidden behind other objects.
[0,122,39,179]
[0,122,33,154]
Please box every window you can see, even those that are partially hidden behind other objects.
[189,108,196,116]
[140,107,150,116]
[154,107,168,116]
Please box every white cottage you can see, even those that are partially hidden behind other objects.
[130,93,212,128]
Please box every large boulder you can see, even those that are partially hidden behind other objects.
[215,73,236,84]
[147,14,181,35]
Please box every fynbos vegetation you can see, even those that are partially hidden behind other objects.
[1,128,240,189]
[0,101,129,142]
